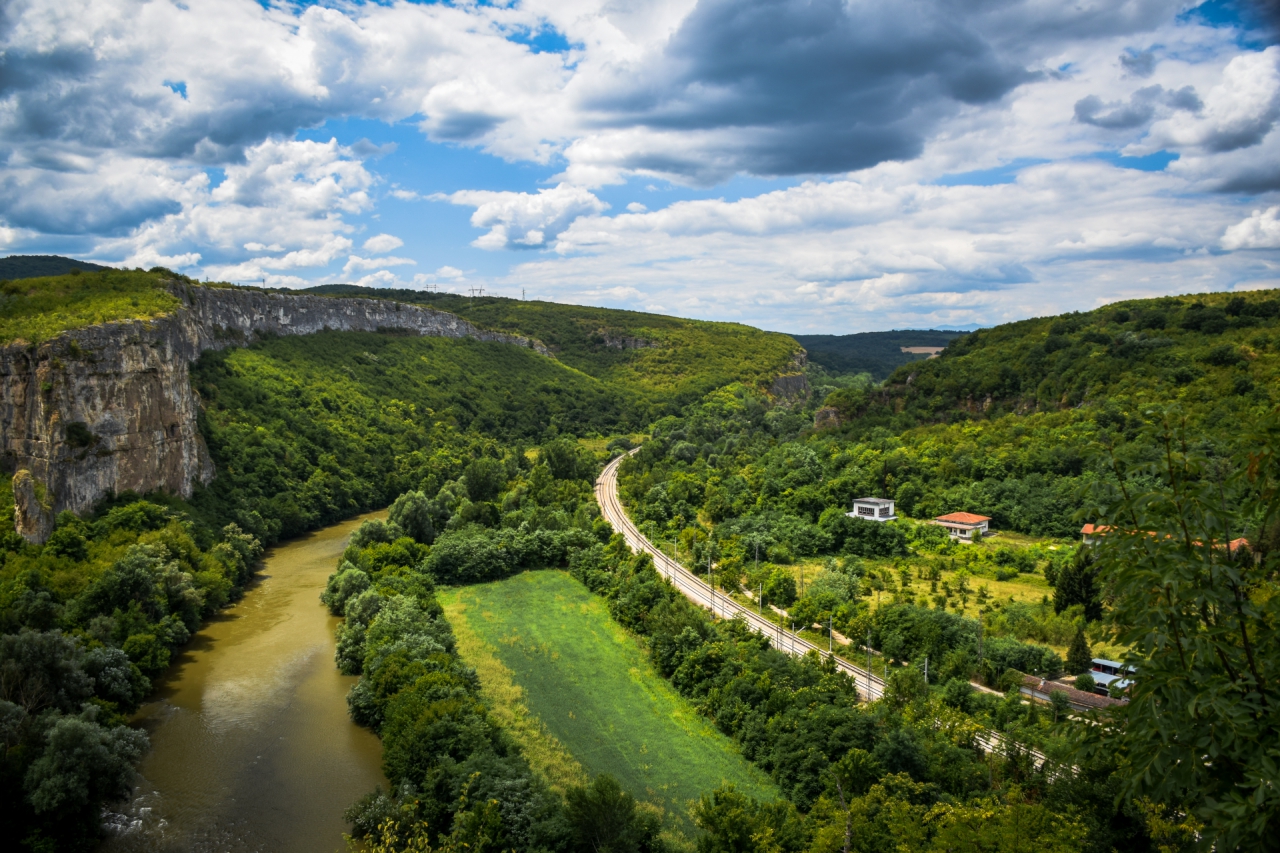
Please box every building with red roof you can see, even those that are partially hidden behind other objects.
[933,512,991,541]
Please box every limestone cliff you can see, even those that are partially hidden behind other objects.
[768,350,811,402]
[1,283,546,542]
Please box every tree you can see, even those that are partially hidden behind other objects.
[1074,672,1096,693]
[1066,627,1092,674]
[24,710,148,817]
[389,491,436,544]
[1081,414,1280,850]
[691,784,804,853]
[1050,689,1071,723]
[1054,546,1102,621]
[565,774,659,853]
[763,568,797,608]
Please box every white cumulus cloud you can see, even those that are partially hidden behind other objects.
[363,233,405,253]
[1223,207,1280,250]
[439,183,609,250]
[343,255,416,276]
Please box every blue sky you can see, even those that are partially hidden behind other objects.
[1,0,1278,332]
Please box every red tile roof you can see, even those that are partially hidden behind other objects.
[1020,675,1124,710]
[935,512,990,524]
[1081,523,1111,535]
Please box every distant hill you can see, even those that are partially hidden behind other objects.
[0,255,111,280]
[303,284,803,414]
[790,330,967,380]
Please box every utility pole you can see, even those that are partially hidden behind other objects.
[978,617,984,673]
[828,615,833,655]
[924,655,928,684]
[759,584,763,615]
[866,628,872,699]
[707,547,714,617]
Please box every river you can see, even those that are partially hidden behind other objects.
[103,512,387,853]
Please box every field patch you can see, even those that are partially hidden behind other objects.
[439,571,777,827]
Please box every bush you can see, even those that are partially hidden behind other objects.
[1074,673,1097,693]
[763,567,798,607]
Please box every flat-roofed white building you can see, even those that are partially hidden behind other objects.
[848,497,896,522]
[1090,658,1134,696]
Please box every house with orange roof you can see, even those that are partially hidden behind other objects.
[933,511,991,541]
[1081,523,1252,556]
[1080,523,1110,545]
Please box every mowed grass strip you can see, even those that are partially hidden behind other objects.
[441,593,587,794]
[441,571,777,827]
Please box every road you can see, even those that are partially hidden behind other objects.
[594,450,1050,766]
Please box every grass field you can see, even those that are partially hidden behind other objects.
[0,270,179,344]
[439,571,777,828]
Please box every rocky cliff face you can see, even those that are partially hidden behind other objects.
[1,283,546,542]
[768,350,811,402]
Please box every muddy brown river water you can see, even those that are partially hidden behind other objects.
[102,512,387,853]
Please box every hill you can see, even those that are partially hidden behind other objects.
[790,329,965,380]
[832,289,1280,433]
[0,254,112,279]
[303,285,803,416]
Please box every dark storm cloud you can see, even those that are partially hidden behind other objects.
[0,173,182,235]
[1121,49,1157,77]
[579,0,1035,178]
[1075,84,1201,130]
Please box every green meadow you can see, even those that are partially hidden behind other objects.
[439,571,777,828]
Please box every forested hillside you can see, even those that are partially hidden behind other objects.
[305,285,803,415]
[829,289,1280,430]
[791,330,964,381]
[0,255,110,281]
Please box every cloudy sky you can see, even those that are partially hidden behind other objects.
[2,0,1279,332]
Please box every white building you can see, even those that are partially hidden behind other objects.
[1090,658,1134,696]
[848,497,896,522]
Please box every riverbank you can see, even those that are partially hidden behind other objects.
[102,512,387,853]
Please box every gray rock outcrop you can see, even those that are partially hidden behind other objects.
[1,283,546,542]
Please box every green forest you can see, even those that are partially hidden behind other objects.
[790,330,964,381]
[0,274,1277,851]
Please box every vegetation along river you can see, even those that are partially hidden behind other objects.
[102,512,387,853]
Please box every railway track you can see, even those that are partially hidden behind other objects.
[594,450,1051,768]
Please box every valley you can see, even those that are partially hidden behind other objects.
[0,266,1276,852]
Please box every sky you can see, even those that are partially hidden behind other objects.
[1,0,1279,333]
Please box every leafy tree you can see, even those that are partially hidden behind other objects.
[763,568,797,608]
[1082,415,1280,850]
[1049,690,1071,724]
[0,629,93,714]
[23,709,148,817]
[691,784,805,853]
[389,491,437,545]
[564,774,660,853]
[322,563,372,615]
[1074,673,1096,693]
